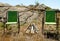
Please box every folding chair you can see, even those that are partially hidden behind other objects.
[5,11,20,34]
[42,10,59,38]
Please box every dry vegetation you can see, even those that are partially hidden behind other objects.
[0,3,60,41]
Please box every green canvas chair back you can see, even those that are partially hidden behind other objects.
[6,11,18,24]
[45,10,56,24]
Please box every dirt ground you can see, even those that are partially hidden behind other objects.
[0,21,57,41]
[0,13,60,41]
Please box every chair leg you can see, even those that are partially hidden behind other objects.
[18,23,20,34]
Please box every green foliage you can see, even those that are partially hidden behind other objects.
[16,5,21,7]
[0,22,4,29]
[0,22,4,27]
[46,7,52,11]
[35,1,39,7]
[29,5,34,7]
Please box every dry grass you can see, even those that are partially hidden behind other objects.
[0,19,58,41]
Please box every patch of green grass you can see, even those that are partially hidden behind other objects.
[0,22,4,29]
[7,24,18,30]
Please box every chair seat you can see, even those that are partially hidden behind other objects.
[6,22,17,24]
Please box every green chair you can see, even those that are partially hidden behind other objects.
[5,11,20,33]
